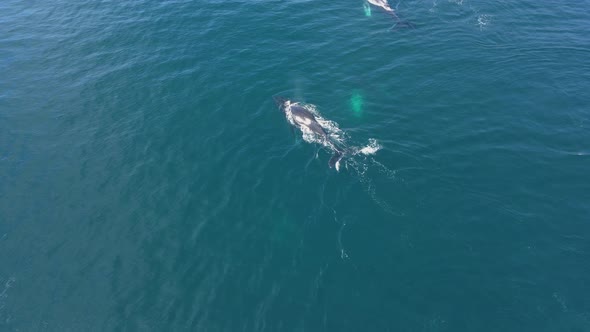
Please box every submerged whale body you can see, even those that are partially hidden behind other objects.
[274,97,344,169]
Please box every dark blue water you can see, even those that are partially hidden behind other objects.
[1,0,589,331]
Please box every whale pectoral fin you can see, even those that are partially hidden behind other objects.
[386,8,415,30]
[328,151,344,170]
[390,20,415,31]
[398,20,415,29]
[388,11,415,29]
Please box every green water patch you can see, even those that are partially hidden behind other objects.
[270,214,301,248]
[363,3,372,16]
[363,2,371,17]
[350,90,364,117]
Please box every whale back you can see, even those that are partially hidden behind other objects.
[289,105,327,138]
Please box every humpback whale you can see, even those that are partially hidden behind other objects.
[366,0,414,28]
[274,97,344,169]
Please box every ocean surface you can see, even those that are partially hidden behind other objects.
[1,0,589,331]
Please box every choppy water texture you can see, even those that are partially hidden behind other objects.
[1,0,589,331]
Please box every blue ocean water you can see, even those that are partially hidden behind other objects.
[1,0,589,331]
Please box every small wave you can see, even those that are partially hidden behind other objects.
[429,0,438,13]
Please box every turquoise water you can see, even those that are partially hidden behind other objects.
[1,0,589,331]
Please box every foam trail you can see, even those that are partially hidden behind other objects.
[283,101,403,216]
[333,209,349,259]
[345,157,405,216]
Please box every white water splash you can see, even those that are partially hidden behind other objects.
[477,14,491,30]
[358,138,381,155]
